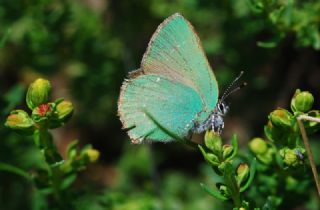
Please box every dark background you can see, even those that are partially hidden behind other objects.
[0,0,319,209]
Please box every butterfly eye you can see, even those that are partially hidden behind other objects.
[219,104,223,111]
[218,103,224,113]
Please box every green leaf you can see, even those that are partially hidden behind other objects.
[0,28,11,48]
[61,174,77,190]
[257,41,277,48]
[67,140,79,159]
[240,158,257,192]
[54,98,65,105]
[226,134,238,161]
[0,162,31,180]
[270,143,284,168]
[198,145,219,166]
[262,196,282,210]
[200,183,229,201]
[2,84,25,115]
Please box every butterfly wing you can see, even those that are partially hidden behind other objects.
[118,74,204,143]
[141,13,218,112]
[118,13,218,143]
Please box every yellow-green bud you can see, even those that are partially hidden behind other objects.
[56,101,74,122]
[279,148,303,167]
[269,108,293,128]
[86,148,100,163]
[291,89,314,113]
[236,163,250,186]
[249,138,268,155]
[222,144,233,159]
[205,130,222,154]
[5,110,35,134]
[26,78,51,110]
[206,153,219,163]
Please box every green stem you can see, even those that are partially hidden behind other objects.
[224,163,243,208]
[34,129,63,164]
[34,128,66,207]
[231,192,242,208]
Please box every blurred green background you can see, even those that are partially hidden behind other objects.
[1,0,320,209]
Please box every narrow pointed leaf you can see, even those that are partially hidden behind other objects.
[198,145,219,166]
[0,162,31,180]
[226,134,238,161]
[200,183,229,201]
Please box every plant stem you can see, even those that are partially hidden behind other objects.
[297,115,320,198]
[34,128,66,207]
[232,193,242,208]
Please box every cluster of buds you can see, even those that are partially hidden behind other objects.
[60,140,100,174]
[200,131,237,170]
[5,78,74,133]
[4,78,101,191]
[199,130,256,205]
[258,89,318,168]
[33,139,100,190]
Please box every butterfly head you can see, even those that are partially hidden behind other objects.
[216,100,229,116]
[217,71,246,116]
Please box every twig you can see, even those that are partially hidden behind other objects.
[297,115,320,198]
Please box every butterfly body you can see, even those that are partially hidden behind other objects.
[118,13,224,144]
[193,101,229,134]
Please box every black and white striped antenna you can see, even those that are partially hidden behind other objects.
[220,71,246,102]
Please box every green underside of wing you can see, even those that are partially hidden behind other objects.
[142,13,219,112]
[119,74,210,143]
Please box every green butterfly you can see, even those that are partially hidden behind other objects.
[118,13,233,144]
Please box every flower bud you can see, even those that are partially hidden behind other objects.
[291,89,314,113]
[222,144,233,159]
[31,103,53,125]
[205,130,222,154]
[5,110,35,134]
[264,120,290,143]
[26,78,51,110]
[249,138,268,155]
[206,153,219,164]
[269,108,293,128]
[279,148,304,167]
[85,148,100,163]
[236,163,250,186]
[32,103,52,117]
[56,101,74,122]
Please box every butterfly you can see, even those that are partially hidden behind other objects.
[118,13,242,144]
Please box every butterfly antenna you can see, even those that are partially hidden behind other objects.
[221,71,245,101]
[221,82,247,102]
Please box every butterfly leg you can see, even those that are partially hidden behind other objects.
[192,118,211,134]
[210,114,224,134]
